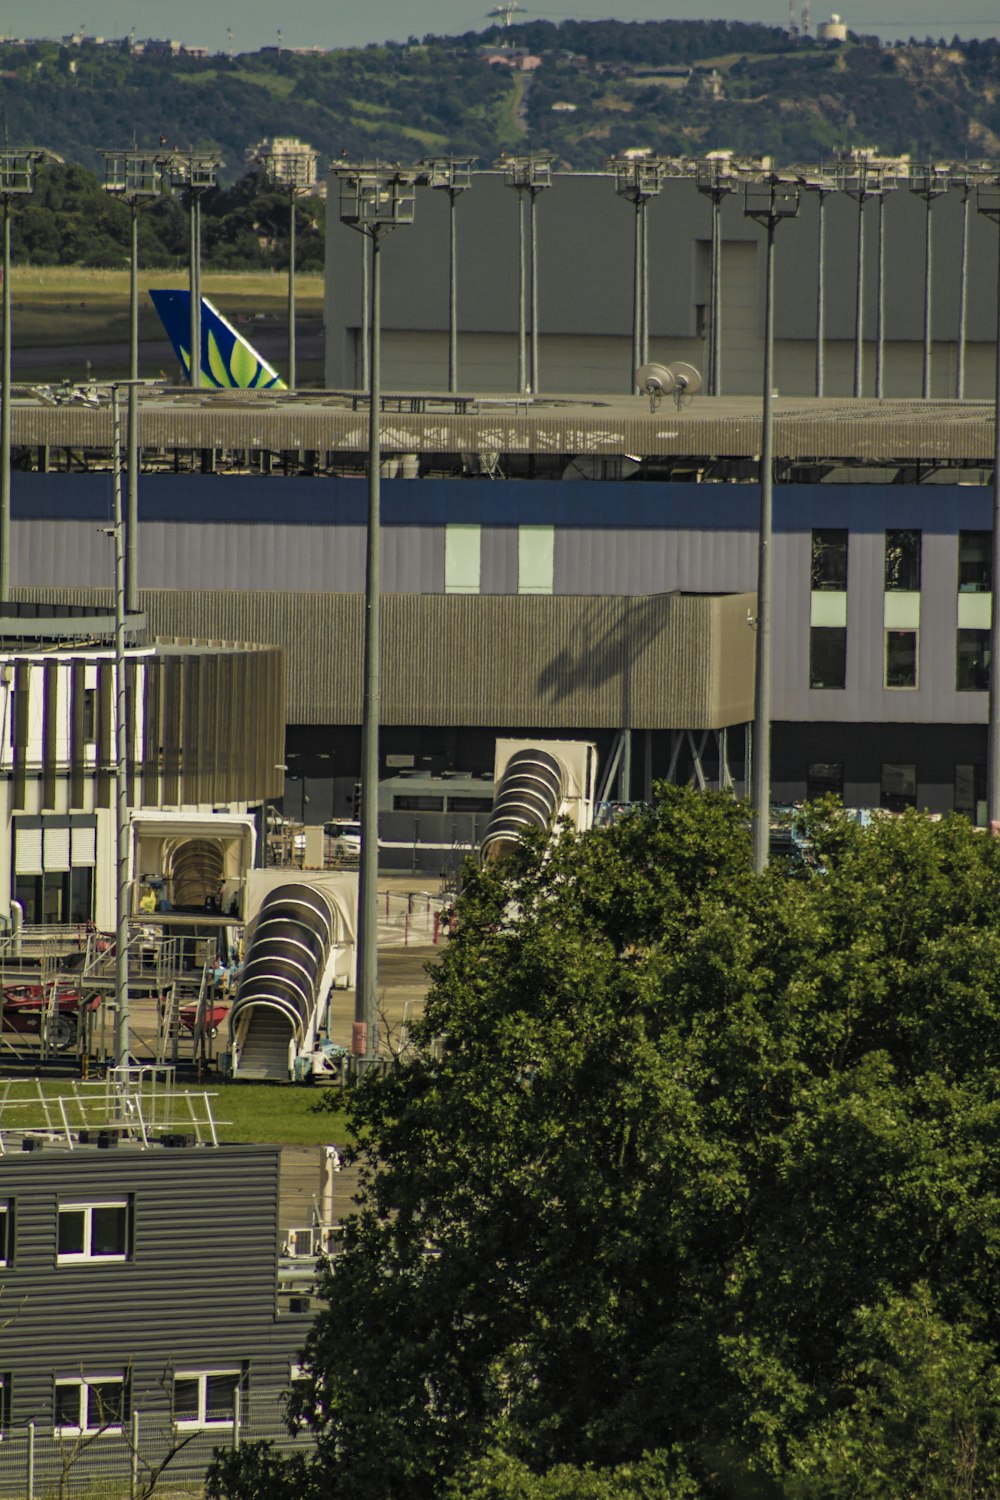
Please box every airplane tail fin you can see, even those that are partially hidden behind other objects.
[149,288,287,390]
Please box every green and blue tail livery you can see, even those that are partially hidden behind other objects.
[149,289,286,390]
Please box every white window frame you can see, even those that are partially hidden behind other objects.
[57,1200,129,1264]
[53,1374,126,1436]
[172,1369,242,1430]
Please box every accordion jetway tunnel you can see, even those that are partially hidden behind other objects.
[229,871,357,1081]
[481,739,597,864]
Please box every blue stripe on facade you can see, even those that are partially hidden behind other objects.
[10,474,995,533]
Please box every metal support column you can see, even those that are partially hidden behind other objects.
[875,192,886,398]
[632,197,642,385]
[989,220,1000,826]
[448,188,458,393]
[111,389,130,1067]
[287,188,297,391]
[529,188,539,393]
[0,197,10,604]
[640,195,649,364]
[853,193,865,398]
[360,234,370,392]
[922,193,933,399]
[517,191,527,393]
[957,186,971,400]
[357,228,382,1060]
[815,189,826,397]
[127,200,139,613]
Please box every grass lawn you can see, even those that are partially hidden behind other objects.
[11,265,324,350]
[210,1081,351,1146]
[0,1076,352,1147]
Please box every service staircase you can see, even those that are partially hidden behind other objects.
[235,1008,292,1080]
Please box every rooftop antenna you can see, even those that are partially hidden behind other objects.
[801,0,811,32]
[226,26,233,57]
[276,27,282,53]
[788,0,799,35]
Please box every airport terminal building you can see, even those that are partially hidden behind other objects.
[5,389,999,832]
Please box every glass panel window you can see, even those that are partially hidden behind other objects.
[885,530,922,592]
[807,763,843,801]
[881,763,917,812]
[0,1374,9,1432]
[811,528,848,591]
[54,1375,126,1435]
[885,630,918,688]
[959,531,992,593]
[809,626,847,689]
[392,795,444,811]
[174,1370,242,1429]
[518,525,555,595]
[955,763,987,823]
[444,524,481,595]
[957,629,990,691]
[446,795,494,812]
[57,1202,129,1263]
[0,1203,9,1268]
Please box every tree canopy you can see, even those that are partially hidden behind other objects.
[211,789,1000,1499]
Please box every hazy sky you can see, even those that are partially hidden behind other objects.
[7,0,1000,51]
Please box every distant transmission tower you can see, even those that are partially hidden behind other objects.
[488,2,526,27]
[801,0,811,33]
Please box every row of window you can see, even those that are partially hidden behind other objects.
[0,1369,245,1436]
[807,762,985,817]
[445,524,554,595]
[0,1200,130,1269]
[812,528,997,595]
[810,627,991,692]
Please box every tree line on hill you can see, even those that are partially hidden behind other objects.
[7,162,324,270]
[4,20,1000,192]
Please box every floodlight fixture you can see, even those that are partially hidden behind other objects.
[794,168,838,395]
[166,152,223,391]
[253,142,321,390]
[610,156,667,384]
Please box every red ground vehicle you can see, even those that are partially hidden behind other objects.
[178,1003,229,1039]
[1,984,101,1050]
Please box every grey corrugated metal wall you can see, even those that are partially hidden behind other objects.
[14,588,755,731]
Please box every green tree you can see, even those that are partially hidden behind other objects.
[209,790,1000,1498]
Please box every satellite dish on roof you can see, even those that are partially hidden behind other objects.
[633,360,702,410]
[634,361,675,397]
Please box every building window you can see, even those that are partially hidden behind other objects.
[446,795,494,812]
[518,525,555,594]
[881,763,917,812]
[810,626,847,689]
[959,531,992,593]
[0,1375,9,1432]
[885,630,918,688]
[885,530,921,592]
[392,795,445,812]
[957,629,991,692]
[173,1370,242,1429]
[955,764,986,824]
[54,1375,127,1435]
[57,1201,130,1263]
[444,524,481,595]
[807,763,844,801]
[83,688,97,743]
[811,528,848,591]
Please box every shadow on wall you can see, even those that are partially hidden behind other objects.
[535,596,670,721]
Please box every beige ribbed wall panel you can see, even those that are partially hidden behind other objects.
[10,396,1000,462]
[14,588,754,730]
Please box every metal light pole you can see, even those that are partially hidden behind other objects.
[612,157,665,387]
[111,387,130,1068]
[501,154,553,394]
[419,157,474,393]
[911,164,949,399]
[99,148,169,611]
[744,170,800,873]
[797,172,836,397]
[0,149,48,603]
[252,141,319,391]
[956,176,973,400]
[169,152,222,388]
[976,181,1000,825]
[697,156,738,396]
[335,163,415,1063]
[839,152,886,399]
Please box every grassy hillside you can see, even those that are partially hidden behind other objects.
[2,23,1000,177]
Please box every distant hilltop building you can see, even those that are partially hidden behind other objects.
[250,137,321,195]
[817,13,849,41]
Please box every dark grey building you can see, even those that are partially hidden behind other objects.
[0,1132,311,1491]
